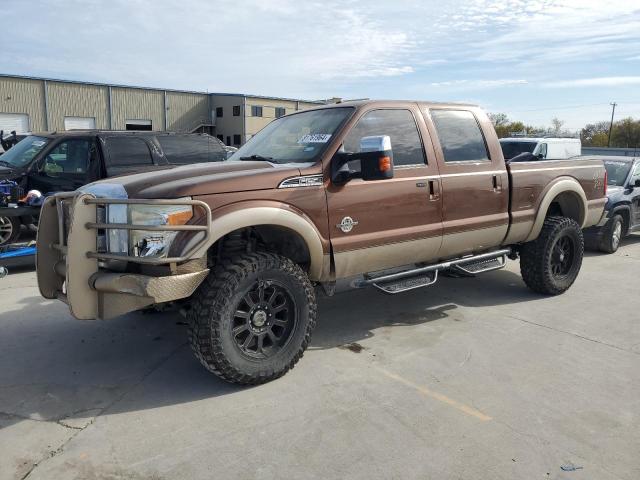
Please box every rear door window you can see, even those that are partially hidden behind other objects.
[105,137,153,165]
[430,110,489,162]
[157,135,226,164]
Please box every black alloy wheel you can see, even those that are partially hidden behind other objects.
[232,279,297,359]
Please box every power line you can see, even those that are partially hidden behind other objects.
[505,101,640,113]
[507,102,610,113]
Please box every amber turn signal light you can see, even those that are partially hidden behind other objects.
[379,156,392,172]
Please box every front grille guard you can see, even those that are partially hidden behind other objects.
[52,195,212,266]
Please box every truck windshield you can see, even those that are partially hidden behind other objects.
[603,160,632,186]
[229,107,354,164]
[500,141,537,160]
[0,135,49,168]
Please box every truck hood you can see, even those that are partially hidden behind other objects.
[89,161,305,198]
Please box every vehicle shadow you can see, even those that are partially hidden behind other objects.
[0,267,542,426]
[312,268,539,350]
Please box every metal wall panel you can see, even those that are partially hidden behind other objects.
[111,88,164,131]
[47,82,109,131]
[0,77,46,131]
[166,92,210,132]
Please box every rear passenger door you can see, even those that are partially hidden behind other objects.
[103,137,157,177]
[423,108,509,257]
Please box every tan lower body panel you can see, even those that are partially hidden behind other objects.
[585,198,607,228]
[437,225,508,258]
[334,236,442,279]
[333,224,508,279]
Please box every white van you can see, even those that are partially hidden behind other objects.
[499,137,581,161]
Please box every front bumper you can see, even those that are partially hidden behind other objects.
[36,192,211,319]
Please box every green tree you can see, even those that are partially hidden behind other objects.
[581,121,610,146]
[611,117,640,148]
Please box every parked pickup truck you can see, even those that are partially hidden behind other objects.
[0,130,226,245]
[36,101,607,385]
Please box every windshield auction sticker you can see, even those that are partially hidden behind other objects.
[298,134,332,144]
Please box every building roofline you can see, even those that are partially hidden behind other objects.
[0,73,326,104]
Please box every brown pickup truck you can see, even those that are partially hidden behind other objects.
[36,100,607,384]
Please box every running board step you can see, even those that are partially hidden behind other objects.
[372,271,438,294]
[355,248,512,294]
[452,255,507,275]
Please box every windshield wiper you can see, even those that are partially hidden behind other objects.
[239,155,274,162]
[0,160,12,167]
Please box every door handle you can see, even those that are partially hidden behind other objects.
[428,179,440,201]
[492,174,502,192]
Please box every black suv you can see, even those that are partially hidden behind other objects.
[584,156,640,253]
[0,131,227,245]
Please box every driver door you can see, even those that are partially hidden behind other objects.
[29,138,94,194]
[326,106,443,278]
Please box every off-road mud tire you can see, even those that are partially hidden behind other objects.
[520,216,584,295]
[187,252,317,385]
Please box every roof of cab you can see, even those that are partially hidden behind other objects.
[304,99,478,110]
[27,130,214,139]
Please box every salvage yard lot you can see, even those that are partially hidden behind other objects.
[1,237,639,480]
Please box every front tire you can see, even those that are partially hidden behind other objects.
[188,252,317,385]
[598,214,623,254]
[0,216,20,246]
[520,216,584,295]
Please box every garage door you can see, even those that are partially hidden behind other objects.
[0,113,30,134]
[64,116,96,130]
[125,119,152,131]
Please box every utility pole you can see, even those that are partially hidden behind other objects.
[607,102,617,148]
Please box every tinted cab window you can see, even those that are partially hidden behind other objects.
[343,109,426,168]
[157,135,226,164]
[431,110,489,162]
[104,137,154,176]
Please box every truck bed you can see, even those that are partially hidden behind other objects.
[505,158,607,245]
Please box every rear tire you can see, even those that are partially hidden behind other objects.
[0,216,20,246]
[520,216,584,295]
[188,252,317,385]
[598,214,623,254]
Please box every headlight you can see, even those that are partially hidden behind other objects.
[104,200,195,259]
[130,203,194,258]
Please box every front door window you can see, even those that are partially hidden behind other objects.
[42,139,90,175]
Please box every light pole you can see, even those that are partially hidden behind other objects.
[607,102,617,148]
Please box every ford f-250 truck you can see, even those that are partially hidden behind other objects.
[36,101,607,384]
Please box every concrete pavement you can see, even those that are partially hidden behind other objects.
[1,235,639,479]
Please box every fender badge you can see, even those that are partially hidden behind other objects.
[337,216,358,233]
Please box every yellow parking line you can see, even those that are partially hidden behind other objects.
[376,367,492,422]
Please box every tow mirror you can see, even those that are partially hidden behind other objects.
[331,135,394,185]
[359,136,394,181]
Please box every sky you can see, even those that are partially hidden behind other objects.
[3,0,640,132]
